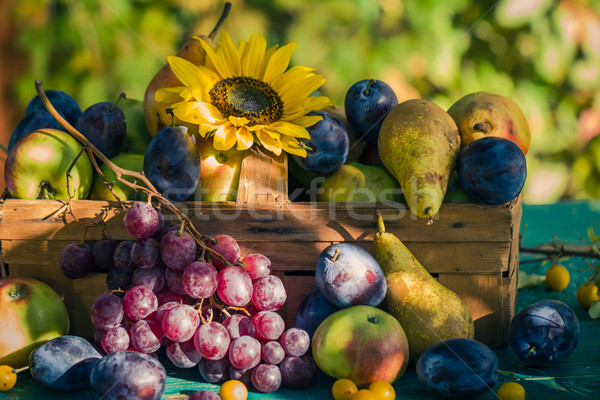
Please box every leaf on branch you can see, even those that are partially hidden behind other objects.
[589,301,600,319]
[588,226,600,244]
[518,271,546,289]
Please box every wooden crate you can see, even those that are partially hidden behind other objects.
[0,148,521,347]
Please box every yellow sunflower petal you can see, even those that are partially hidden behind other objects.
[167,56,219,100]
[259,44,279,80]
[289,114,323,128]
[213,122,237,151]
[262,42,295,83]
[283,96,333,121]
[280,135,307,157]
[278,73,326,109]
[240,33,267,79]
[217,31,241,77]
[236,126,254,150]
[200,38,231,79]
[270,121,311,139]
[255,129,282,155]
[155,86,186,103]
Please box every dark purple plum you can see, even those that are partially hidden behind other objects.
[131,265,166,293]
[198,357,230,384]
[344,79,398,144]
[29,335,102,392]
[113,240,136,273]
[509,299,580,366]
[76,99,126,158]
[416,338,498,399]
[8,112,67,150]
[131,238,161,269]
[280,355,318,390]
[60,240,94,279]
[143,125,200,202]
[456,136,527,204]
[160,229,197,271]
[292,111,349,175]
[107,267,133,291]
[295,287,340,338]
[124,202,160,239]
[92,239,118,271]
[90,351,166,400]
[315,242,386,308]
[251,363,282,393]
[25,89,82,124]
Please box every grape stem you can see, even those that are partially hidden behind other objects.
[34,80,232,268]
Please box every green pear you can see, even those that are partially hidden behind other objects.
[378,99,460,223]
[89,153,147,201]
[318,162,404,203]
[374,212,474,361]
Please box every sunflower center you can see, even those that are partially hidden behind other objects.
[209,77,284,126]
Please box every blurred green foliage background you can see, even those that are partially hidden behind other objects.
[2,0,600,203]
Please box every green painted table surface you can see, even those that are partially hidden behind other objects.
[4,201,600,400]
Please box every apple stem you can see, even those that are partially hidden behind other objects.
[473,122,492,133]
[364,79,376,97]
[36,181,56,200]
[208,2,232,40]
[375,210,386,233]
[109,93,126,113]
[331,247,341,262]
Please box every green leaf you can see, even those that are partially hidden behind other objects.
[589,301,600,319]
[518,271,545,289]
[588,226,600,244]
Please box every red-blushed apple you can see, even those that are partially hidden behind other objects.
[312,305,409,386]
[4,129,93,199]
[194,137,244,201]
[0,278,70,368]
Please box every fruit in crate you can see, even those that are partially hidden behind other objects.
[4,129,93,200]
[292,111,350,175]
[457,136,527,204]
[344,79,398,144]
[315,242,387,308]
[0,278,70,369]
[29,335,102,391]
[90,153,146,200]
[447,91,531,155]
[416,338,498,399]
[143,124,201,202]
[318,162,403,203]
[90,351,166,400]
[312,305,409,386]
[76,97,127,159]
[378,99,460,223]
[195,137,244,201]
[374,212,474,361]
[509,299,580,366]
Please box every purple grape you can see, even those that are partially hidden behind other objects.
[131,238,161,269]
[251,363,282,393]
[124,202,159,239]
[166,338,202,368]
[156,288,188,306]
[252,275,287,311]
[281,327,310,357]
[101,326,130,354]
[113,240,136,273]
[194,322,230,360]
[165,266,187,295]
[156,224,180,243]
[241,253,272,280]
[92,239,118,271]
[183,261,218,299]
[253,311,285,342]
[160,229,197,271]
[217,266,253,307]
[222,314,256,339]
[280,355,318,390]
[161,304,200,343]
[188,390,220,400]
[207,234,240,269]
[60,241,94,279]
[131,265,165,293]
[228,335,261,370]
[151,209,165,239]
[123,285,158,321]
[130,319,163,353]
[262,341,285,364]
[89,293,124,329]
[229,366,253,386]
[197,357,230,384]
[107,267,133,291]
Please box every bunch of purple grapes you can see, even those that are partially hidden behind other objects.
[85,201,318,393]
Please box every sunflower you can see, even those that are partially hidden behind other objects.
[155,31,332,157]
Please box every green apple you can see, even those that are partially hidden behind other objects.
[119,98,152,154]
[312,305,409,386]
[0,278,70,368]
[89,153,146,201]
[4,129,93,199]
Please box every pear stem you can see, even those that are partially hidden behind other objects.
[425,207,434,226]
[209,2,232,40]
[376,210,386,233]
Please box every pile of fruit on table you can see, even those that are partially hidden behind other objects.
[1,3,587,400]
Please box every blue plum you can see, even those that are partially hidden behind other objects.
[315,242,386,308]
[29,335,102,391]
[143,125,201,202]
[76,100,127,159]
[456,136,526,204]
[416,338,498,399]
[509,299,580,366]
[292,111,349,175]
[25,89,82,125]
[90,351,166,400]
[344,79,398,144]
[8,112,67,150]
[295,287,341,338]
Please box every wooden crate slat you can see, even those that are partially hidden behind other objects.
[1,239,511,274]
